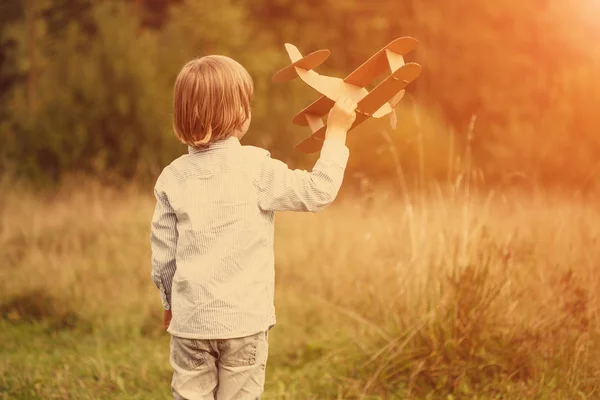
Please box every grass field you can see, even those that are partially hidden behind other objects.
[1,176,599,399]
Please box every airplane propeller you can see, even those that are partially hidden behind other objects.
[388,90,405,130]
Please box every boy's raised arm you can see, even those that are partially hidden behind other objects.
[257,140,349,212]
[150,174,178,311]
[257,96,356,212]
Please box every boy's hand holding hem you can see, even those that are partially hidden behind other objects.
[163,309,172,330]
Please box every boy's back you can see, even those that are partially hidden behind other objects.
[153,136,348,340]
[150,54,356,399]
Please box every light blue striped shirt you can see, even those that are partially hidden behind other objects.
[150,136,349,339]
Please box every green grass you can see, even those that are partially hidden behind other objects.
[0,293,366,400]
[1,178,600,399]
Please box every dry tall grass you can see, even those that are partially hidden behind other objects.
[1,172,599,398]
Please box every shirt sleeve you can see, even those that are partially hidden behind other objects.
[150,174,178,310]
[257,139,350,212]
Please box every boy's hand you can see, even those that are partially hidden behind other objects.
[325,95,358,144]
[163,310,172,330]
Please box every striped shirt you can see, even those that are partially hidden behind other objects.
[150,136,349,339]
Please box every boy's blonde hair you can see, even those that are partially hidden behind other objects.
[173,55,253,148]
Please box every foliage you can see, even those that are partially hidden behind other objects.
[1,0,599,187]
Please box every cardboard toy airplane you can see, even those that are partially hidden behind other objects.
[272,37,422,153]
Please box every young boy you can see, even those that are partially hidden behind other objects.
[150,54,356,400]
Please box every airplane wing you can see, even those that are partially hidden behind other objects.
[357,63,421,116]
[292,96,335,126]
[272,45,331,83]
[291,74,365,126]
[292,76,369,126]
[295,135,326,154]
[344,37,418,87]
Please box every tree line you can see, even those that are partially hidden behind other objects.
[1,0,599,189]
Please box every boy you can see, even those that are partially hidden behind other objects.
[150,54,356,400]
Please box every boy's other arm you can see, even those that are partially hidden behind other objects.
[150,177,178,312]
[257,97,356,212]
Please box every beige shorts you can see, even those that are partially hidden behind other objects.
[170,331,269,400]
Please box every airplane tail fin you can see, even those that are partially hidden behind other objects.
[272,44,330,83]
[285,43,302,63]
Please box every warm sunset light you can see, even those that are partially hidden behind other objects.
[583,0,600,14]
[2,0,600,398]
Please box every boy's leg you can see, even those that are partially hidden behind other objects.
[170,335,219,400]
[215,331,270,400]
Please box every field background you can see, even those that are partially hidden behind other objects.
[2,0,600,399]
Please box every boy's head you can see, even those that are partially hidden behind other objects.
[173,55,253,148]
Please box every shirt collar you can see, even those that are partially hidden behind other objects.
[188,136,241,154]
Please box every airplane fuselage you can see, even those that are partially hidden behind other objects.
[293,66,393,118]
